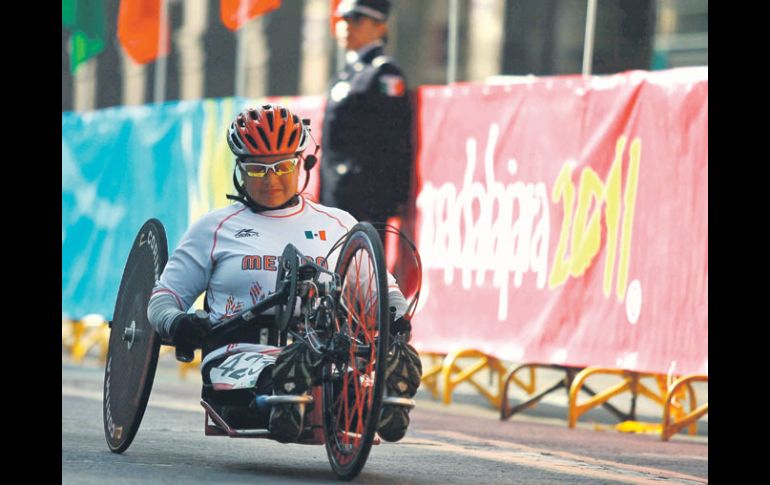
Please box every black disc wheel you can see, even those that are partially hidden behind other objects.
[322,223,390,480]
[103,219,168,453]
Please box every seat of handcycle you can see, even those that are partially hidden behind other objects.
[199,310,287,430]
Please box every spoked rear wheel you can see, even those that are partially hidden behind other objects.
[322,223,390,480]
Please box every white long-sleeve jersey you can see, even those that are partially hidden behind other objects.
[148,197,405,339]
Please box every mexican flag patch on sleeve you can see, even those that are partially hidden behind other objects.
[379,74,406,97]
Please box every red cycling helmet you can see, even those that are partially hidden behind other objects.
[227,104,310,158]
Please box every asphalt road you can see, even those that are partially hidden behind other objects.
[62,357,708,484]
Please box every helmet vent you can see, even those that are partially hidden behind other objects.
[230,132,243,149]
[279,108,288,119]
[248,110,259,121]
[244,134,259,151]
[277,125,286,148]
[287,127,298,148]
[292,114,299,124]
[265,111,274,131]
[256,126,272,150]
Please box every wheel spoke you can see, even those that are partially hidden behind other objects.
[323,225,389,479]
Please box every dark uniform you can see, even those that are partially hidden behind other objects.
[320,40,414,225]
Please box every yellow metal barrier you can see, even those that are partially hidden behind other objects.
[177,350,202,379]
[419,352,447,400]
[501,364,573,420]
[61,317,81,353]
[156,346,202,380]
[567,367,707,440]
[440,349,508,408]
[62,315,110,364]
[569,367,654,428]
[662,374,708,441]
[502,364,538,396]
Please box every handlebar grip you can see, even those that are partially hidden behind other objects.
[175,309,210,363]
[175,344,195,363]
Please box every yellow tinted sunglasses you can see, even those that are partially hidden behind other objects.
[238,157,299,178]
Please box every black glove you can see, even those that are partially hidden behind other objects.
[170,310,211,362]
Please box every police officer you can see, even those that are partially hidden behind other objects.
[321,0,414,229]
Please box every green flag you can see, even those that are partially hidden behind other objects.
[62,0,106,73]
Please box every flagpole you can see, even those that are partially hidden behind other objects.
[447,0,458,84]
[234,0,249,97]
[235,30,245,97]
[582,0,598,76]
[331,0,345,73]
[154,0,169,104]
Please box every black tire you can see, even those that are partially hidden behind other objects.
[103,219,167,453]
[322,223,390,480]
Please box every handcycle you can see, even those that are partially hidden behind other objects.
[102,218,421,480]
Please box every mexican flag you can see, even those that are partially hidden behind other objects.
[62,0,106,73]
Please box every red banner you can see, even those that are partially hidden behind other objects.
[410,68,708,376]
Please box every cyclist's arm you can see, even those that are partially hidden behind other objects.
[147,215,216,339]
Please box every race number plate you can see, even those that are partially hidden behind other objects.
[210,352,277,391]
[103,219,168,453]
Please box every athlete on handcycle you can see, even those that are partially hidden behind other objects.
[146,104,422,445]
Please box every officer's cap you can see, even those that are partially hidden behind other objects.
[336,0,391,23]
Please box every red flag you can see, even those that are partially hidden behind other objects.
[221,0,281,31]
[117,0,170,64]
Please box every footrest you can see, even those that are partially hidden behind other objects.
[263,394,314,405]
[201,400,271,437]
[382,396,416,409]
